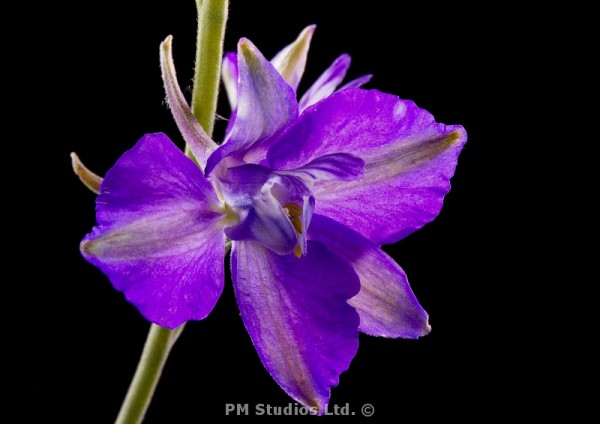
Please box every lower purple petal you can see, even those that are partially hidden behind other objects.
[232,240,360,414]
[310,214,430,339]
[81,133,226,329]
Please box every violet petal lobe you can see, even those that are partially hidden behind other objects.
[337,73,373,91]
[298,54,351,112]
[205,38,298,175]
[81,133,226,329]
[310,214,430,338]
[279,153,364,187]
[267,88,467,245]
[231,240,360,414]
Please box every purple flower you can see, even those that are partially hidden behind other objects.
[81,28,467,413]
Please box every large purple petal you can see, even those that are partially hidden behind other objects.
[310,214,430,338]
[81,133,226,329]
[268,88,467,244]
[298,54,351,112]
[205,38,298,175]
[232,240,360,414]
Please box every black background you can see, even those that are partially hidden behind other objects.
[19,0,537,422]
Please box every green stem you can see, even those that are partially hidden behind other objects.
[115,324,184,424]
[189,0,229,152]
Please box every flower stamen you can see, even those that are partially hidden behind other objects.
[284,202,304,258]
[283,202,302,234]
[283,202,303,234]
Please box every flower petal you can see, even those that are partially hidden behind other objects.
[338,73,373,91]
[310,214,430,338]
[270,25,316,91]
[298,54,351,112]
[160,36,217,169]
[231,240,360,414]
[279,153,364,187]
[221,52,239,109]
[205,38,298,175]
[221,52,239,140]
[298,195,315,256]
[81,133,226,329]
[268,88,467,244]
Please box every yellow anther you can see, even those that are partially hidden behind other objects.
[294,244,303,258]
[284,202,303,234]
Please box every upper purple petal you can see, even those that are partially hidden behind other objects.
[221,52,239,109]
[270,25,316,91]
[267,88,467,244]
[81,133,226,329]
[337,73,373,91]
[310,214,430,338]
[221,52,239,140]
[205,38,298,175]
[231,240,360,414]
[298,54,351,112]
